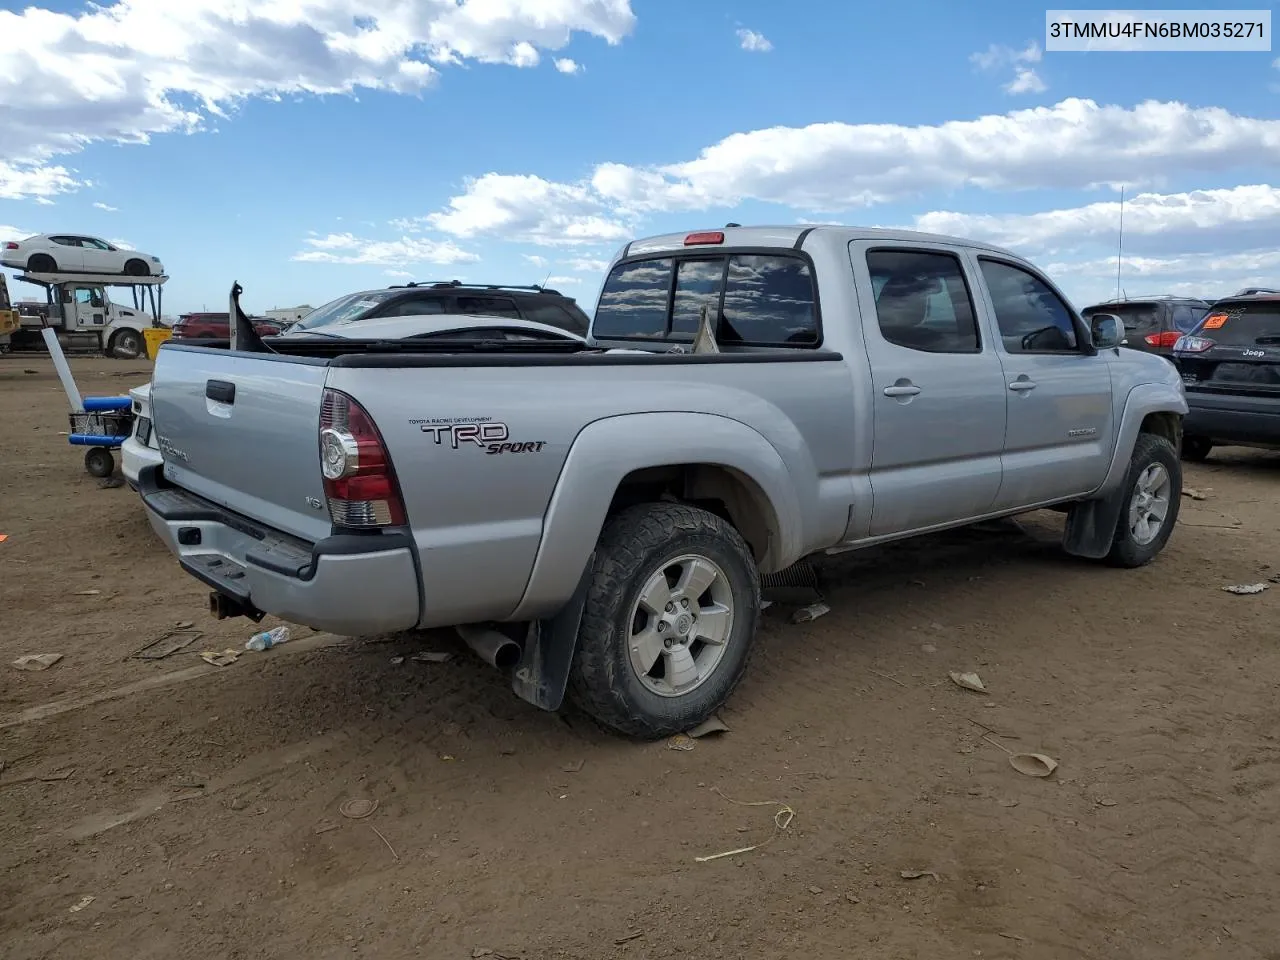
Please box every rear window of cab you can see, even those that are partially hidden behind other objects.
[592,253,820,346]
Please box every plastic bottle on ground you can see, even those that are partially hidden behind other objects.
[245,625,291,652]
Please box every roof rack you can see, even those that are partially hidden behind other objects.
[388,280,564,296]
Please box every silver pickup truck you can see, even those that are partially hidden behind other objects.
[140,226,1188,738]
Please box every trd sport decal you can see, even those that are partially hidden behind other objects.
[412,417,546,455]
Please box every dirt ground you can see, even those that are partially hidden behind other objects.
[2,355,1280,960]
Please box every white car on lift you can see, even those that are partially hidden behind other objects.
[122,313,585,488]
[2,234,164,277]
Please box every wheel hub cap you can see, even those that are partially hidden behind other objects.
[627,554,735,698]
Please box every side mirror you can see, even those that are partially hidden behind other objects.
[1090,313,1124,350]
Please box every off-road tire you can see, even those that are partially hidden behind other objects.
[1106,432,1181,568]
[567,502,761,740]
[1181,435,1212,462]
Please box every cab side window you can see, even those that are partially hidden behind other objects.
[979,259,1079,353]
[866,250,980,353]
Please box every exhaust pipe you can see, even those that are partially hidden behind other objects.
[208,590,265,623]
[456,624,522,671]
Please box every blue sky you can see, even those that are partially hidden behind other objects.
[0,0,1277,316]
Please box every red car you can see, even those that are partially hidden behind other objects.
[171,312,286,339]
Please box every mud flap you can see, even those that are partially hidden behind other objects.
[1062,486,1126,559]
[511,553,594,712]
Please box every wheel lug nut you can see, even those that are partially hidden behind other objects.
[657,622,666,632]
[681,599,689,608]
[666,603,676,613]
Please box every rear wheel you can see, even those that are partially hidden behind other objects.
[27,253,56,273]
[108,328,142,359]
[568,502,761,739]
[124,258,150,277]
[1107,433,1181,568]
[1181,436,1212,462]
[84,447,115,478]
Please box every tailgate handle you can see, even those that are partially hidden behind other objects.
[206,380,236,404]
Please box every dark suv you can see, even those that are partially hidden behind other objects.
[1081,296,1211,357]
[1172,294,1280,461]
[286,281,591,337]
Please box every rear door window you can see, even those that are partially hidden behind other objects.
[379,297,448,317]
[1172,303,1208,333]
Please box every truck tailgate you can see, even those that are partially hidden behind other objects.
[150,347,333,543]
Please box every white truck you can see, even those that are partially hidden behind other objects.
[264,305,313,325]
[7,270,167,358]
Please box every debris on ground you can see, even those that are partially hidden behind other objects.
[687,714,729,738]
[245,625,290,652]
[68,896,95,913]
[694,788,795,863]
[982,734,1059,778]
[561,759,585,773]
[12,653,63,671]
[792,601,831,623]
[948,671,987,693]
[389,656,405,665]
[411,651,453,663]
[199,649,241,667]
[0,534,7,542]
[666,733,696,752]
[614,932,644,945]
[73,589,101,596]
[133,628,203,660]
[1223,583,1268,595]
[1182,487,1211,501]
[920,642,937,654]
[98,477,125,489]
[339,798,378,820]
[900,869,941,881]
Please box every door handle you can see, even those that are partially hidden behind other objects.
[1008,379,1037,392]
[206,379,236,404]
[883,384,921,398]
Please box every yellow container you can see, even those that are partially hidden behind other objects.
[143,326,172,360]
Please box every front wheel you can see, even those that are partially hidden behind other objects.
[109,328,142,359]
[568,502,761,739]
[1106,433,1181,568]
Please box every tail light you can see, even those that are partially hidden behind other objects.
[1144,331,1183,349]
[684,231,724,246]
[1173,335,1214,353]
[4,242,17,249]
[319,389,406,528]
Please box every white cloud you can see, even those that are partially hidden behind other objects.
[383,268,413,279]
[736,28,773,52]
[422,99,1280,248]
[0,0,637,199]
[566,256,609,273]
[293,232,479,266]
[1005,68,1046,95]
[108,238,135,249]
[523,254,549,268]
[554,58,583,74]
[914,184,1280,254]
[427,172,633,246]
[0,224,31,242]
[546,274,581,285]
[92,201,118,212]
[971,41,1045,95]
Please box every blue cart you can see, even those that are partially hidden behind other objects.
[69,395,134,478]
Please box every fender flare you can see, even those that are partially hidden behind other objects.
[508,411,803,623]
[1064,382,1187,559]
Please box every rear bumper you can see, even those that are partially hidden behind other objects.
[122,435,162,489]
[1184,390,1280,447]
[139,466,421,635]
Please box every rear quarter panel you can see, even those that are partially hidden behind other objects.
[325,357,859,626]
